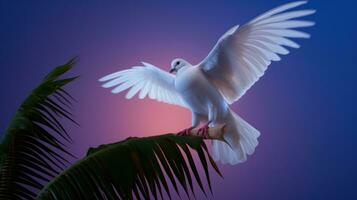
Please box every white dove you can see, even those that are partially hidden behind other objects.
[99,1,315,165]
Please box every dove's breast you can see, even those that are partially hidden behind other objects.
[175,67,228,115]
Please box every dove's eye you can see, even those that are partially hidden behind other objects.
[176,61,180,66]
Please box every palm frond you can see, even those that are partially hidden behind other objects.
[36,134,222,200]
[0,59,78,199]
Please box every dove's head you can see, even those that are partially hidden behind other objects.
[170,58,191,73]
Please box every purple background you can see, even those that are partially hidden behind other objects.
[1,0,356,199]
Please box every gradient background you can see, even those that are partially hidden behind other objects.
[1,0,356,199]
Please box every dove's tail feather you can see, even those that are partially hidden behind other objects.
[212,110,260,165]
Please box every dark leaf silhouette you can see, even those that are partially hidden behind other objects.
[0,59,78,199]
[36,134,222,200]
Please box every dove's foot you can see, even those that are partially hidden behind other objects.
[177,126,195,136]
[197,121,212,138]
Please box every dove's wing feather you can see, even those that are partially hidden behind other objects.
[99,62,187,107]
[199,1,315,104]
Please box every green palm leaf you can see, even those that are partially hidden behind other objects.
[36,134,222,200]
[0,59,78,199]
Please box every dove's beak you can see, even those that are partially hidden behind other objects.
[169,68,176,73]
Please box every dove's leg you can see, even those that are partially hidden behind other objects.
[191,112,200,127]
[208,103,217,125]
[198,103,216,138]
[177,111,200,136]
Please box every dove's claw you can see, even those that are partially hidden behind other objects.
[197,121,212,138]
[177,126,195,136]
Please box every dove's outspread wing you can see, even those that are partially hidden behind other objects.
[199,1,315,104]
[99,62,187,107]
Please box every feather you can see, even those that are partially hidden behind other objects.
[250,1,308,24]
[255,10,316,25]
[100,62,186,108]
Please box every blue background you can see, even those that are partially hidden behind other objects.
[0,0,356,199]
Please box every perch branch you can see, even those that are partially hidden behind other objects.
[184,124,226,141]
